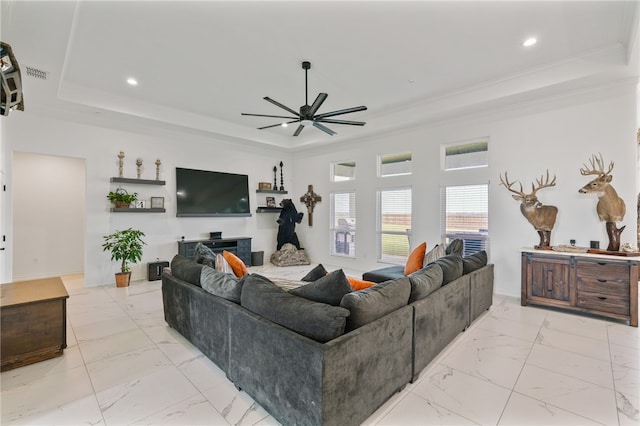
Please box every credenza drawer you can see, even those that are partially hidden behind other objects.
[576,276,629,297]
[575,261,630,284]
[577,290,629,316]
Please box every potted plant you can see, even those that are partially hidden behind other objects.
[102,228,146,287]
[107,188,138,208]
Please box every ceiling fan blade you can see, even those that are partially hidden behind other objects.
[307,93,328,117]
[315,105,367,119]
[263,97,301,117]
[293,124,305,136]
[257,120,300,130]
[313,122,336,136]
[241,113,298,120]
[316,118,366,126]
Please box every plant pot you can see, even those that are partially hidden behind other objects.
[115,201,130,208]
[115,272,131,287]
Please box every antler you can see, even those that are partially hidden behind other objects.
[532,169,556,194]
[499,172,525,196]
[580,153,614,177]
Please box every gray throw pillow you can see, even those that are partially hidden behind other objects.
[241,274,350,343]
[446,239,464,256]
[463,250,488,274]
[433,254,463,285]
[290,269,352,306]
[301,264,328,282]
[407,263,443,303]
[170,254,204,286]
[200,265,244,303]
[194,243,216,268]
[340,277,411,332]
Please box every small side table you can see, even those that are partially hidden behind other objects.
[1,277,69,371]
[148,261,170,281]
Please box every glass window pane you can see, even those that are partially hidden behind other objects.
[443,184,489,257]
[331,191,356,257]
[379,152,412,177]
[444,141,488,171]
[332,161,356,182]
[378,187,412,263]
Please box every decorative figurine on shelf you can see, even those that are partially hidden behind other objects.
[136,158,143,179]
[155,158,161,181]
[273,166,278,190]
[300,184,322,226]
[117,150,125,177]
[279,161,285,191]
[276,199,303,250]
[500,170,558,248]
[578,153,626,251]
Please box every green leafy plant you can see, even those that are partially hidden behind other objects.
[102,228,146,273]
[107,190,138,207]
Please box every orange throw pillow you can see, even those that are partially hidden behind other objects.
[347,276,376,291]
[223,250,249,278]
[404,242,427,275]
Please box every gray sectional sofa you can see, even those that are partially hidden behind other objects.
[161,252,493,426]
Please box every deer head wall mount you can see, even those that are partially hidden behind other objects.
[500,170,558,248]
[578,153,626,251]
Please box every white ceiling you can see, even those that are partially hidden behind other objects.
[2,1,639,150]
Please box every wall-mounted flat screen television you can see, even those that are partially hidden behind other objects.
[176,167,251,217]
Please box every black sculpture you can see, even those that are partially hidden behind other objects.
[276,199,303,250]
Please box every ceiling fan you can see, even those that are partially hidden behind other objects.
[241,61,367,136]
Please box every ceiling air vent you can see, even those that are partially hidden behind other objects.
[25,66,47,80]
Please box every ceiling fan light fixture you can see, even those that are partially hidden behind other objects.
[301,119,314,126]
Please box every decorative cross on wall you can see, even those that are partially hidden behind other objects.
[300,185,322,226]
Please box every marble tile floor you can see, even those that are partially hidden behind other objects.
[1,264,638,425]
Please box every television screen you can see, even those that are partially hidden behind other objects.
[176,168,251,217]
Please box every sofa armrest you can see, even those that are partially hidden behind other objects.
[469,264,494,323]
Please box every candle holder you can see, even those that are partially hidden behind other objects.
[155,158,161,180]
[279,161,284,191]
[117,151,125,177]
[136,158,143,179]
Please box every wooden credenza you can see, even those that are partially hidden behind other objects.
[1,277,69,371]
[521,250,638,327]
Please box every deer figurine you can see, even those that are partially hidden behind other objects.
[500,170,558,248]
[578,153,626,251]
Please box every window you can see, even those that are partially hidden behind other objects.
[443,140,488,171]
[331,161,356,182]
[330,191,356,257]
[378,187,412,263]
[379,152,412,177]
[442,184,489,257]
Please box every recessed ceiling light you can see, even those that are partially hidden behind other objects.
[126,77,138,86]
[523,37,537,47]
[281,122,288,128]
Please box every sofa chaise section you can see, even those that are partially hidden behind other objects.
[227,303,413,426]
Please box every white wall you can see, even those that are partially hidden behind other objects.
[2,113,292,285]
[291,82,639,297]
[12,151,85,280]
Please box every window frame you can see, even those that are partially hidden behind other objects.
[377,186,412,264]
[330,190,356,258]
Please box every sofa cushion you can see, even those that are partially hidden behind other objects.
[200,265,245,303]
[223,250,249,278]
[446,238,464,256]
[289,269,352,306]
[434,254,463,285]
[216,253,235,275]
[301,264,328,282]
[347,276,377,291]
[423,244,446,267]
[463,250,488,274]
[241,274,350,343]
[404,242,426,275]
[170,254,204,286]
[194,243,216,268]
[340,277,411,331]
[407,263,443,303]
[362,265,405,283]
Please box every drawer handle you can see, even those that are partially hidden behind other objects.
[598,296,607,300]
[597,262,607,265]
[597,279,607,283]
